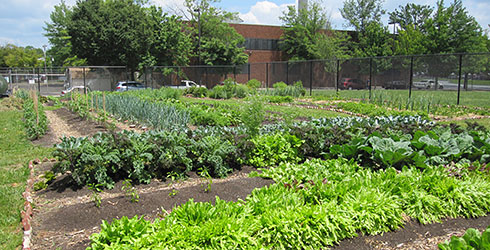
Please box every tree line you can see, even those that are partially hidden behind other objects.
[0,0,488,69]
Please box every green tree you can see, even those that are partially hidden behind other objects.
[185,0,248,66]
[68,0,152,76]
[143,6,193,67]
[3,45,43,68]
[43,0,86,66]
[340,0,385,34]
[389,3,433,31]
[422,0,488,88]
[279,1,349,61]
[394,25,428,55]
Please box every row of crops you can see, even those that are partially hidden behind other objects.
[87,158,490,249]
[54,87,490,249]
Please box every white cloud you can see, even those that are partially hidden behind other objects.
[238,1,293,25]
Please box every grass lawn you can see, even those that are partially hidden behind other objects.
[311,89,490,108]
[0,109,52,250]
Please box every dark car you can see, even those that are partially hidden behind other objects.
[115,81,146,92]
[384,81,407,89]
[340,78,365,90]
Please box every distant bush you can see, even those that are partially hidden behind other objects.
[208,78,249,99]
[184,86,208,98]
[273,81,288,89]
[267,81,305,97]
[246,79,261,89]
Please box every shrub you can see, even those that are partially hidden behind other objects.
[273,81,287,89]
[208,85,230,99]
[246,79,261,89]
[184,86,208,98]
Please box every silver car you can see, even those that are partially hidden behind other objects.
[115,81,146,92]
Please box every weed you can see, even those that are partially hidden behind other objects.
[87,183,103,208]
[121,179,139,203]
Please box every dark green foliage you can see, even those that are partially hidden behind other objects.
[191,136,237,177]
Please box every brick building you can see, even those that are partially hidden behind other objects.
[229,23,286,63]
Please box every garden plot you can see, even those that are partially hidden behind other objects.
[30,162,272,250]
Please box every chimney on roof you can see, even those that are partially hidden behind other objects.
[298,0,308,11]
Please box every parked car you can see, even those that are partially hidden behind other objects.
[384,80,407,89]
[115,81,146,91]
[61,86,91,95]
[413,79,444,89]
[170,80,205,89]
[340,78,365,90]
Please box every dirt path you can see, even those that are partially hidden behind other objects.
[33,107,108,147]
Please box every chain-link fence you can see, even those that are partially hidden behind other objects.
[2,53,489,105]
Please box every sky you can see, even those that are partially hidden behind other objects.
[0,0,489,49]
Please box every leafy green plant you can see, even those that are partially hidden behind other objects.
[246,79,261,89]
[198,167,212,192]
[241,97,265,136]
[439,226,490,250]
[246,133,303,168]
[34,170,56,191]
[87,183,103,208]
[121,179,139,203]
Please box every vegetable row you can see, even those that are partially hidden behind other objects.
[87,159,490,249]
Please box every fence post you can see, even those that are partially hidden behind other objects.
[266,63,269,89]
[409,56,413,99]
[336,59,340,93]
[205,67,209,89]
[286,61,289,85]
[233,65,236,81]
[369,58,372,100]
[143,66,147,88]
[83,67,86,94]
[37,68,40,93]
[248,64,251,81]
[457,54,463,105]
[309,61,313,96]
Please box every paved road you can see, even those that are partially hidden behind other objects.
[441,82,490,91]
